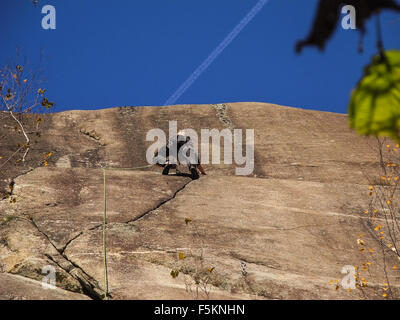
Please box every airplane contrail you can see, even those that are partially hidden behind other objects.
[164,0,269,106]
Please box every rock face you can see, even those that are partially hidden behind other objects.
[0,273,89,300]
[0,102,398,300]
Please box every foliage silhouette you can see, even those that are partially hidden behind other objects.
[296,0,400,54]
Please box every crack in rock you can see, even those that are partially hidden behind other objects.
[126,179,193,224]
[27,217,104,300]
[62,178,194,254]
[79,128,106,146]
[212,104,235,130]
[1,167,36,201]
[57,178,195,297]
[4,164,194,300]
[60,232,83,254]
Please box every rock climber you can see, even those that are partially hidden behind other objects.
[152,130,206,180]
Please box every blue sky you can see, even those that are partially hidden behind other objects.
[1,0,400,113]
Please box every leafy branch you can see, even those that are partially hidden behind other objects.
[0,51,54,166]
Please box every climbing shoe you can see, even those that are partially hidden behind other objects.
[190,168,200,180]
[162,164,172,175]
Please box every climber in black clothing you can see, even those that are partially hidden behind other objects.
[153,130,206,180]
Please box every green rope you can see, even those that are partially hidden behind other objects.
[102,169,108,300]
[101,163,153,299]
[105,164,153,171]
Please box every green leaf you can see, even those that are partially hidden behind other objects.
[349,50,400,141]
[170,269,179,278]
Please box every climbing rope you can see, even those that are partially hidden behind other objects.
[102,169,108,300]
[102,164,153,299]
[105,164,153,171]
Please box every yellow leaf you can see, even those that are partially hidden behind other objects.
[178,252,186,260]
